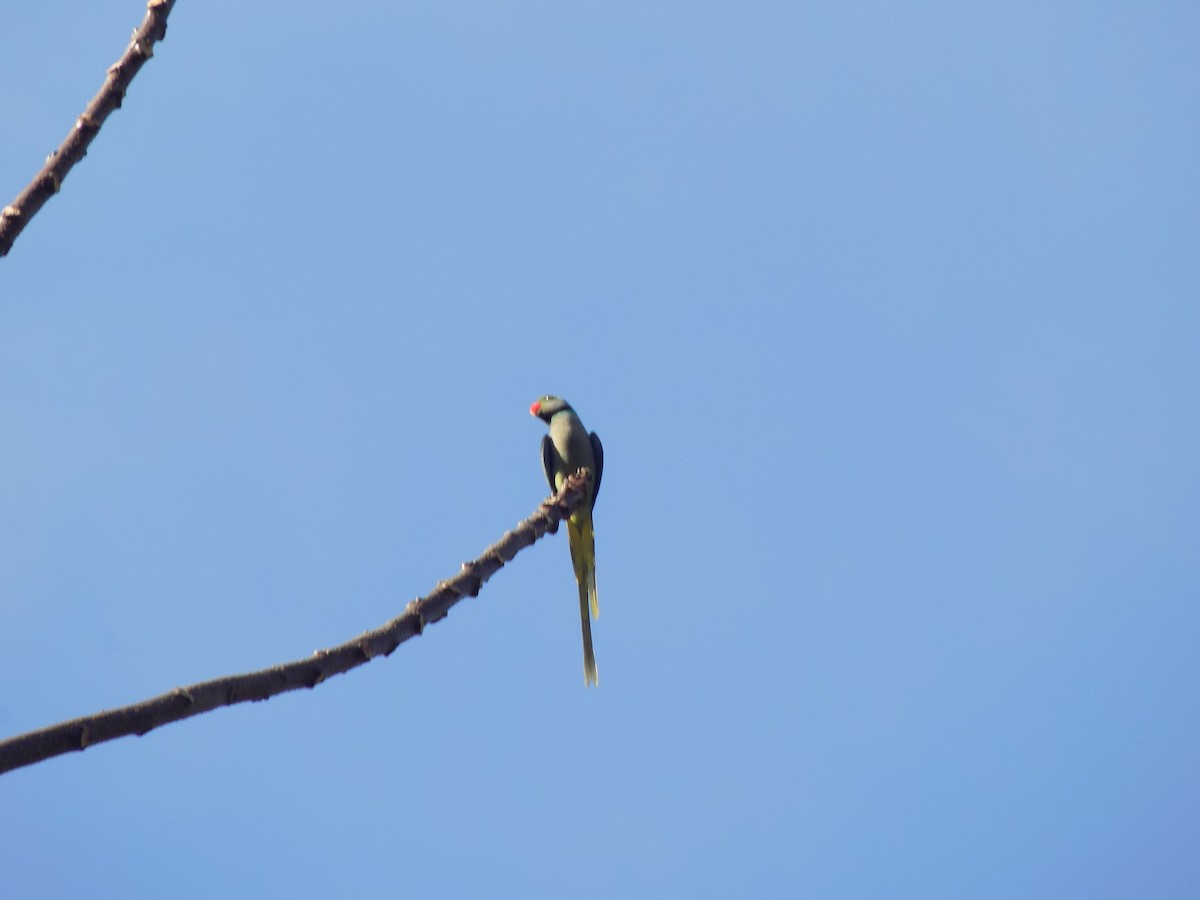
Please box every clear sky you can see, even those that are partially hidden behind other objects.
[2,2,1198,897]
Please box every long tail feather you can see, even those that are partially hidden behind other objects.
[568,515,599,686]
[578,578,598,686]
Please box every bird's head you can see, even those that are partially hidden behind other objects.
[530,395,571,423]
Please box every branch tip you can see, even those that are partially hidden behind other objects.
[0,475,586,774]
[0,0,178,257]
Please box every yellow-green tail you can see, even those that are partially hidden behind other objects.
[567,514,599,686]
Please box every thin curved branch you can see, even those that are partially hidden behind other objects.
[0,471,591,776]
[0,0,177,258]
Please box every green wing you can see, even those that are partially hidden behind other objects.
[540,434,558,493]
[589,432,604,509]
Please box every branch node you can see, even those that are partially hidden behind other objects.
[459,562,484,597]
[405,599,427,634]
[132,30,155,59]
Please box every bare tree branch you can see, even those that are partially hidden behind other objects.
[0,0,177,258]
[0,471,591,776]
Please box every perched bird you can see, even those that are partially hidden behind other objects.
[530,396,604,686]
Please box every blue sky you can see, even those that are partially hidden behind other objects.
[2,2,1198,897]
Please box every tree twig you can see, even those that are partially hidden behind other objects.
[0,0,178,258]
[0,471,591,776]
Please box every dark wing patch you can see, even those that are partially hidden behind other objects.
[589,432,604,509]
[540,434,557,494]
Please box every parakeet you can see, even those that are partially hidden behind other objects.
[530,395,604,686]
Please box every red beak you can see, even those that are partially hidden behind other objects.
[529,401,541,416]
